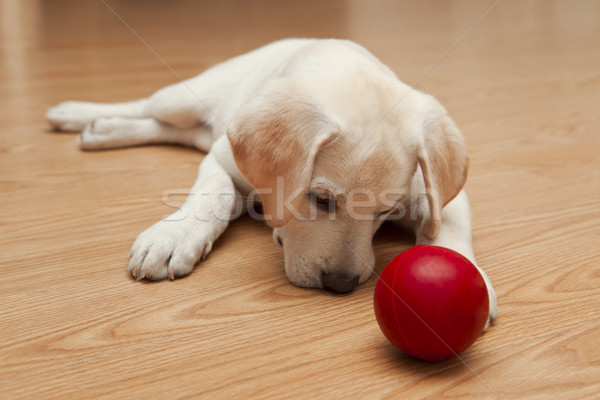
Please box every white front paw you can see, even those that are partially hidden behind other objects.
[484,285,498,332]
[127,217,214,281]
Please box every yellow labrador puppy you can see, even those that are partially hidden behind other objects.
[47,39,497,327]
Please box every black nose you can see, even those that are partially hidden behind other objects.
[322,273,360,293]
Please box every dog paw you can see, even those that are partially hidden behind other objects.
[78,117,120,150]
[483,286,498,332]
[127,216,214,281]
[46,101,99,132]
[79,117,156,150]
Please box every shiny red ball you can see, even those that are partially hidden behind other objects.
[373,245,489,362]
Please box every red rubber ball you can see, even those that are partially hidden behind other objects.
[373,245,489,362]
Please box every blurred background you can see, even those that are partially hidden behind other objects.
[3,0,599,125]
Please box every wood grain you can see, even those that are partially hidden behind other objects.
[1,0,599,399]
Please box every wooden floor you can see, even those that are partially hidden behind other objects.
[1,0,599,398]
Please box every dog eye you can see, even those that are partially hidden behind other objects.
[377,208,396,218]
[308,191,336,213]
[377,207,402,220]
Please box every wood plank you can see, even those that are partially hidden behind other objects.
[1,0,599,398]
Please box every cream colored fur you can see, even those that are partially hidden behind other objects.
[46,38,497,329]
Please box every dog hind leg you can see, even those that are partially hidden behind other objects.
[79,117,213,152]
[46,99,150,132]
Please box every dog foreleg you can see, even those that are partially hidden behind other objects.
[409,189,498,331]
[127,137,240,280]
[46,99,150,132]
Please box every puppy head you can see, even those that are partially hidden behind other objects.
[229,84,411,291]
[228,79,468,292]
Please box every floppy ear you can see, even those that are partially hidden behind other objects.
[228,87,336,227]
[417,111,469,239]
